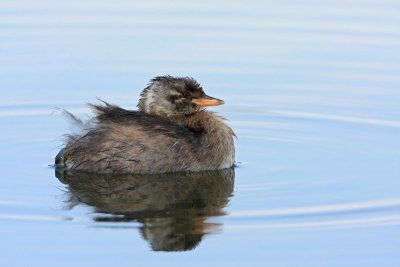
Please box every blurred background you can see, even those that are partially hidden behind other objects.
[0,1,399,266]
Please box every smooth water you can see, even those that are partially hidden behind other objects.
[1,1,400,266]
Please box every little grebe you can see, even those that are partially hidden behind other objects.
[56,76,235,174]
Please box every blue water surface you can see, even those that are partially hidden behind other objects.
[0,1,399,266]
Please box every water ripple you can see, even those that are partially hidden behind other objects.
[226,215,400,231]
[226,199,400,231]
[0,214,72,222]
[275,110,400,128]
[230,198,400,218]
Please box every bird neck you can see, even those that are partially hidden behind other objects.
[153,110,234,169]
[176,111,228,134]
[181,110,235,169]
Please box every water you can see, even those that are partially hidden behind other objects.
[1,0,400,266]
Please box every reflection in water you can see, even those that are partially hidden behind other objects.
[55,168,235,252]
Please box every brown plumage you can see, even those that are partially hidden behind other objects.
[56,76,235,174]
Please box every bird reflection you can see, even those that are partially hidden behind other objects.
[55,168,235,252]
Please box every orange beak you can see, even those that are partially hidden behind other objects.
[192,95,224,107]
